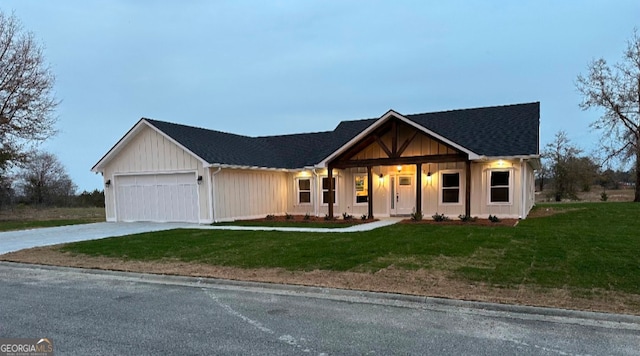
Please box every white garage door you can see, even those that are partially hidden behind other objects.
[115,173,199,223]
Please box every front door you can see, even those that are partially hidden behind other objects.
[392,174,414,215]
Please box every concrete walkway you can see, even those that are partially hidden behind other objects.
[199,218,403,233]
[0,219,402,255]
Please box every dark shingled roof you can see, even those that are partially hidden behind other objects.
[144,102,539,169]
[406,102,540,157]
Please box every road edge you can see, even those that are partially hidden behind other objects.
[2,261,639,325]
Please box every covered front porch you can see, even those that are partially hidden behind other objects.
[321,111,474,219]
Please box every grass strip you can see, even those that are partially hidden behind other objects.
[0,219,97,232]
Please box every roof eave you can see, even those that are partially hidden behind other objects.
[204,163,291,172]
[473,154,541,169]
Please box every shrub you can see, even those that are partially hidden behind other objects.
[342,212,353,220]
[361,214,368,221]
[432,212,449,222]
[304,212,311,220]
[458,214,477,222]
[324,214,335,221]
[285,213,294,220]
[488,214,500,223]
[266,214,275,220]
[600,191,608,202]
[410,209,423,221]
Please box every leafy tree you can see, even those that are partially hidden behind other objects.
[76,189,105,207]
[576,29,640,202]
[16,151,76,206]
[0,11,58,173]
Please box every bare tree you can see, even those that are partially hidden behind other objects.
[0,173,14,208]
[0,11,58,172]
[576,29,640,202]
[17,151,76,206]
[543,131,584,201]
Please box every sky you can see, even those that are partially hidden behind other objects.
[3,1,639,191]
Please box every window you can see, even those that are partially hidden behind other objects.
[297,178,311,204]
[354,175,368,204]
[490,170,510,203]
[322,177,336,204]
[399,177,411,186]
[441,172,460,203]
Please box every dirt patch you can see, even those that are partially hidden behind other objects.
[400,218,519,227]
[527,207,584,219]
[3,246,639,315]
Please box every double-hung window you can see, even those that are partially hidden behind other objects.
[490,170,511,203]
[297,178,311,204]
[441,172,460,204]
[322,177,336,204]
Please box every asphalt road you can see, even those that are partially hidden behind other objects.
[1,263,638,355]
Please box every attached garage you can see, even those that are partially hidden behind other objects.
[115,173,199,223]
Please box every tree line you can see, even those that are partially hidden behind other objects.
[0,150,104,209]
[537,131,636,201]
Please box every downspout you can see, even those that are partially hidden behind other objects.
[210,167,222,222]
[520,158,525,219]
[312,168,321,217]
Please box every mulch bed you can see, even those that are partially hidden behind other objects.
[237,215,377,225]
[400,218,519,227]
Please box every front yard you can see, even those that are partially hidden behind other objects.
[2,202,640,314]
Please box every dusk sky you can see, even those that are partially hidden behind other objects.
[3,1,639,191]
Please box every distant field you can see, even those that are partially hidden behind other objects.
[536,186,635,203]
[0,207,105,231]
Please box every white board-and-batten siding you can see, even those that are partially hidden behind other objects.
[212,169,289,222]
[102,125,210,223]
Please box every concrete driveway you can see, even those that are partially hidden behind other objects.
[0,222,195,255]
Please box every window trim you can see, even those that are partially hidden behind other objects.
[487,169,513,205]
[439,170,463,205]
[354,174,369,205]
[296,177,312,205]
[321,176,338,206]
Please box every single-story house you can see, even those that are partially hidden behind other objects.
[92,102,540,223]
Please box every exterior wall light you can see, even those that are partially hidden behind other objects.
[426,171,432,185]
[396,165,402,172]
[197,175,203,184]
[105,179,111,188]
[378,173,384,187]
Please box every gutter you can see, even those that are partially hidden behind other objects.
[520,159,525,219]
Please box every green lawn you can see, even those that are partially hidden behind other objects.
[60,202,640,294]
